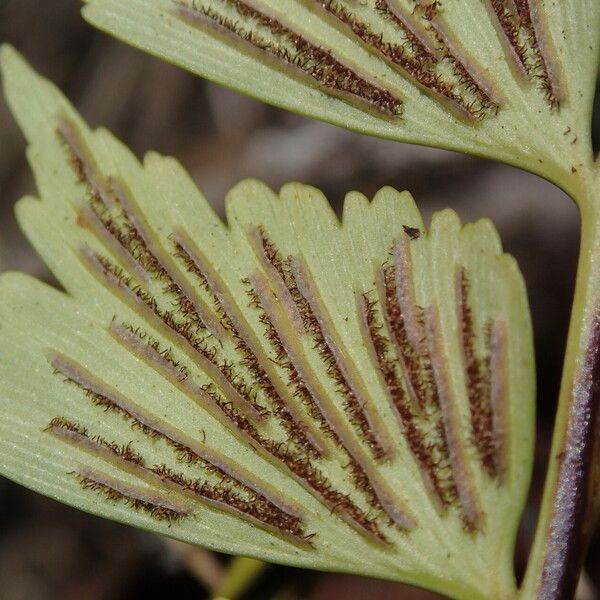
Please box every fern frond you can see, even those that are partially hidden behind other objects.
[0,47,535,600]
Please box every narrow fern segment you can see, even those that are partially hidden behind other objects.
[0,49,535,600]
[485,0,563,106]
[312,0,499,120]
[81,0,600,190]
[176,0,403,117]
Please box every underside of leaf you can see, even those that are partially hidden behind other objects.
[80,0,600,190]
[0,47,535,600]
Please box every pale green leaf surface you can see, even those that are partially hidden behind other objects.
[0,47,534,600]
[80,0,600,194]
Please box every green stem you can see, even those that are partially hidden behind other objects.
[520,172,600,600]
[212,557,268,600]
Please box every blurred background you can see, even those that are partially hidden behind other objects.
[0,1,599,599]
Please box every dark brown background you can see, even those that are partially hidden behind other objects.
[0,2,598,599]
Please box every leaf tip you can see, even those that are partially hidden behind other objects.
[1,43,37,93]
[0,42,18,66]
[1,46,75,144]
[429,207,462,234]
[0,44,28,106]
